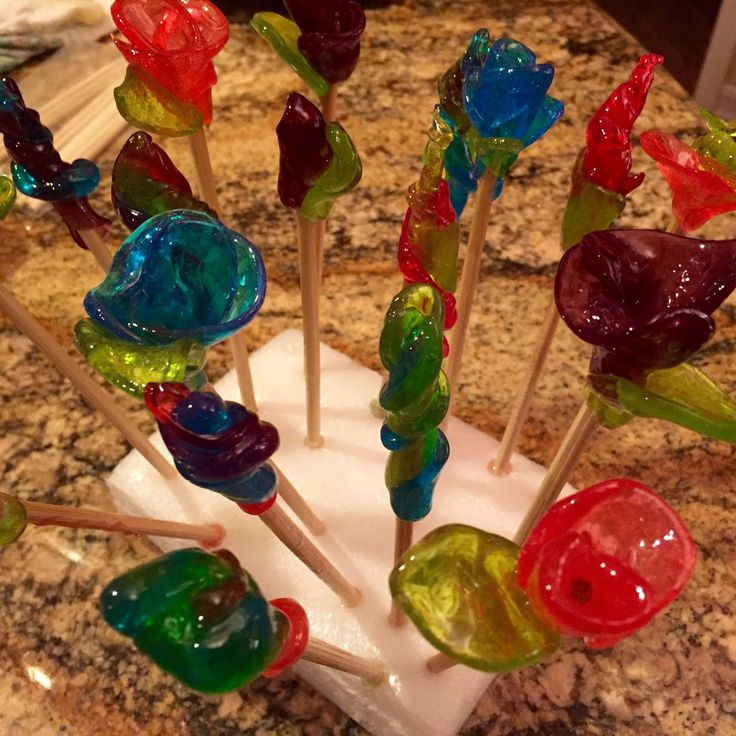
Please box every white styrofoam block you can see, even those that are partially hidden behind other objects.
[108,329,572,736]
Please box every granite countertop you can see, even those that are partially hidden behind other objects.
[1,0,736,734]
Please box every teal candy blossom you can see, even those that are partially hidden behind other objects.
[85,210,266,347]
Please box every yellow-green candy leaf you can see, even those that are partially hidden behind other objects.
[250,12,329,97]
[0,493,27,545]
[390,524,560,672]
[300,123,362,221]
[0,175,16,219]
[74,319,207,400]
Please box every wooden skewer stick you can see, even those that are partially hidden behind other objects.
[320,85,339,122]
[229,330,258,412]
[0,284,177,479]
[79,228,113,273]
[274,464,326,536]
[302,638,386,685]
[444,169,495,404]
[259,502,361,607]
[427,401,600,674]
[296,212,324,448]
[20,498,224,546]
[188,127,221,213]
[388,518,413,627]
[490,293,560,475]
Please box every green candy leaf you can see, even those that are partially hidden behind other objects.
[250,12,329,97]
[299,122,362,221]
[0,175,16,220]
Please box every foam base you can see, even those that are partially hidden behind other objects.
[108,329,570,736]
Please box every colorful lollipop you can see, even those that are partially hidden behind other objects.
[439,30,563,396]
[251,0,366,117]
[276,92,362,447]
[391,479,695,673]
[145,383,361,606]
[493,54,663,474]
[112,131,213,230]
[101,549,383,692]
[0,77,111,265]
[111,0,229,136]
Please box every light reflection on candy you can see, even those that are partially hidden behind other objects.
[145,383,280,512]
[112,131,213,230]
[99,547,309,693]
[517,479,696,648]
[74,319,207,399]
[379,284,449,521]
[84,210,266,347]
[0,77,110,247]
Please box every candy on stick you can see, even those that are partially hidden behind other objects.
[492,54,662,474]
[251,0,366,119]
[391,478,695,673]
[276,92,362,447]
[145,383,361,606]
[100,548,384,693]
[641,125,736,232]
[0,492,223,546]
[440,31,563,397]
[0,283,176,479]
[0,77,112,269]
[0,173,15,218]
[111,0,229,210]
[378,283,450,624]
[112,131,213,230]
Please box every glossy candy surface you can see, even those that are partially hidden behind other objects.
[692,110,736,172]
[74,319,207,399]
[0,493,27,545]
[145,383,280,510]
[100,548,308,692]
[555,228,736,381]
[0,77,110,246]
[112,131,213,230]
[276,92,361,219]
[0,174,15,219]
[518,479,696,648]
[251,0,365,94]
[640,129,736,232]
[437,29,563,215]
[85,210,266,347]
[390,524,560,671]
[561,55,662,249]
[379,284,449,521]
[111,0,229,126]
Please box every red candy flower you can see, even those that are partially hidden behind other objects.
[582,53,663,195]
[640,129,736,232]
[111,0,229,125]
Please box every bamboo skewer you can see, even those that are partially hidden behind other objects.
[302,638,386,685]
[188,127,221,213]
[296,212,324,448]
[444,170,495,403]
[426,401,600,674]
[320,85,339,122]
[19,498,224,545]
[79,228,113,272]
[490,294,560,475]
[229,330,258,412]
[0,284,177,479]
[274,465,326,536]
[259,503,361,607]
[388,518,413,627]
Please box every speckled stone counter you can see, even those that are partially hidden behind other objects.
[1,1,735,734]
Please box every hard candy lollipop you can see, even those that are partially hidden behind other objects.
[99,548,308,693]
[641,127,736,232]
[144,382,362,606]
[84,209,266,347]
[518,478,696,648]
[112,131,213,230]
[276,92,361,221]
[0,77,110,248]
[111,0,229,135]
[379,284,450,522]
[251,0,366,101]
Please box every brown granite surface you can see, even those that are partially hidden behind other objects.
[1,0,736,734]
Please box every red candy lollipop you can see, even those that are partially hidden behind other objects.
[518,478,696,648]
